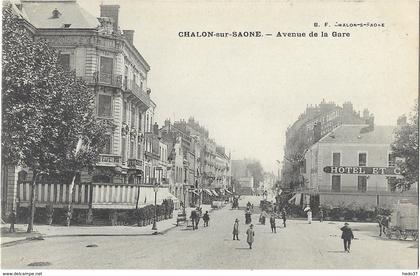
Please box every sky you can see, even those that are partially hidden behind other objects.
[78,0,418,173]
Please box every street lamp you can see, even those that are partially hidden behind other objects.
[152,181,160,231]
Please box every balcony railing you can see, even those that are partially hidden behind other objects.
[97,154,122,166]
[128,158,143,169]
[123,79,150,108]
[85,72,122,87]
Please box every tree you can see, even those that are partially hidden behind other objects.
[391,100,419,191]
[2,7,113,232]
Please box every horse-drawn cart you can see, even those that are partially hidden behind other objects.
[385,201,418,241]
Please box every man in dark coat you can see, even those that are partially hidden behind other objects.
[9,210,16,233]
[281,209,287,228]
[340,222,355,253]
[319,208,324,222]
[190,209,197,230]
[203,211,210,227]
[270,214,276,233]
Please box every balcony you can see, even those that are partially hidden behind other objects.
[123,79,150,110]
[128,158,143,170]
[97,154,122,166]
[85,72,122,88]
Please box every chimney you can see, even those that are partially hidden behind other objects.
[153,122,159,136]
[123,30,134,44]
[313,122,322,142]
[100,5,120,34]
[397,115,407,126]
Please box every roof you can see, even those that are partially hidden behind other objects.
[319,124,396,145]
[21,0,99,29]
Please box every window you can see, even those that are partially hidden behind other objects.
[358,153,367,166]
[121,137,126,161]
[388,153,396,167]
[146,115,149,132]
[131,105,136,128]
[137,143,142,159]
[101,134,112,154]
[387,177,397,192]
[332,152,341,166]
[123,102,127,122]
[138,112,142,131]
[130,141,135,158]
[100,56,113,83]
[58,53,70,71]
[332,175,341,192]
[98,94,112,117]
[358,176,367,192]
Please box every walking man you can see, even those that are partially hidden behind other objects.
[190,209,197,230]
[270,214,276,233]
[246,224,255,249]
[9,209,16,233]
[319,208,324,222]
[203,211,210,227]
[377,215,383,236]
[233,218,240,240]
[340,222,355,253]
[281,208,287,228]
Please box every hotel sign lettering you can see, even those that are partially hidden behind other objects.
[323,166,401,175]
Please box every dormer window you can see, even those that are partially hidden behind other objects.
[52,8,61,19]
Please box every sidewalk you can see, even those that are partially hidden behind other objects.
[1,204,214,247]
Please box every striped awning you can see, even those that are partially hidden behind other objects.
[204,189,213,196]
[225,189,233,195]
[211,189,219,196]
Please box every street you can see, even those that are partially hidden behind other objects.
[1,197,417,269]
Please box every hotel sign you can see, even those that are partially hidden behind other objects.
[323,166,401,175]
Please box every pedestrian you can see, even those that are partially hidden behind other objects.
[195,207,201,229]
[381,215,389,236]
[245,209,252,224]
[319,208,324,222]
[307,209,312,224]
[281,209,287,228]
[377,215,383,236]
[340,222,355,253]
[233,218,240,240]
[203,211,210,227]
[246,224,255,249]
[190,209,197,230]
[9,209,16,233]
[270,214,276,233]
[260,210,267,225]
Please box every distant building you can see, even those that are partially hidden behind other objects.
[282,100,369,190]
[301,121,418,209]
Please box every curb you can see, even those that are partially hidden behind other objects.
[1,206,222,248]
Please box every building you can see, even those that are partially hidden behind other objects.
[2,0,176,221]
[301,121,418,209]
[281,100,369,190]
[231,159,255,195]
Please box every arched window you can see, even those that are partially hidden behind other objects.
[17,171,28,183]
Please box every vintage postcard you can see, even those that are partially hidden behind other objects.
[1,0,418,273]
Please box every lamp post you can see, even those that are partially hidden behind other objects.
[152,181,160,231]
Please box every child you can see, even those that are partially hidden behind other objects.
[340,222,355,253]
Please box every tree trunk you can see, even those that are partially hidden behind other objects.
[27,170,38,233]
[66,173,77,227]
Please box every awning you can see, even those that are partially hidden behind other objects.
[204,189,213,196]
[225,189,233,195]
[137,186,178,206]
[191,190,199,196]
[211,189,219,196]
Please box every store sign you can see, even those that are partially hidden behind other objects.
[323,166,401,175]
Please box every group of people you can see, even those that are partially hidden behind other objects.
[377,215,390,237]
[190,207,210,230]
[232,218,255,249]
